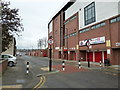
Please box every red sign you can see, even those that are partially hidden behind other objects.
[48,39,53,45]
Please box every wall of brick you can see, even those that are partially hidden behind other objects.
[0,60,8,74]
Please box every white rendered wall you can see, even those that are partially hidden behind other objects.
[65,0,119,30]
[49,21,53,33]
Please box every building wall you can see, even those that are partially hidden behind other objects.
[65,0,119,29]
[49,21,53,33]
[53,14,61,59]
[28,49,48,57]
[65,13,78,49]
[110,20,120,48]
[48,0,120,65]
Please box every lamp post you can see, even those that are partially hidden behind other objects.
[48,39,53,72]
[49,45,52,71]
[85,39,91,67]
[66,28,68,60]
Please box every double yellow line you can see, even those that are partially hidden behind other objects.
[32,75,46,90]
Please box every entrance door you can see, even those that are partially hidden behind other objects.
[59,52,61,59]
[87,52,93,62]
[74,53,76,61]
[95,52,102,62]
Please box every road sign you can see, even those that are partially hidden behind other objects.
[86,39,91,47]
[48,39,53,45]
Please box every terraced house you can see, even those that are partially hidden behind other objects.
[48,0,120,65]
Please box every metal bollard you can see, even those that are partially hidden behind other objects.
[26,62,29,74]
[100,61,102,68]
[62,61,65,71]
[78,60,81,69]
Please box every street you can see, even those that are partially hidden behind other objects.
[2,55,119,89]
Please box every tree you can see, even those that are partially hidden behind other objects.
[0,1,24,52]
[37,39,43,49]
[42,37,48,49]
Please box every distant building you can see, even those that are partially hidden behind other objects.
[27,49,48,57]
[48,0,120,65]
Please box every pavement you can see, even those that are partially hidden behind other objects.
[52,58,120,75]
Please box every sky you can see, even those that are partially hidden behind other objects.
[5,0,68,49]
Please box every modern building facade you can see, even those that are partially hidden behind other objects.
[48,0,120,65]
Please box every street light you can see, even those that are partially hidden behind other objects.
[66,28,68,60]
[85,39,91,67]
[48,39,53,72]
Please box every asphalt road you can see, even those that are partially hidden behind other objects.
[2,55,119,89]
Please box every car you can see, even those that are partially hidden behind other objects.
[0,54,17,67]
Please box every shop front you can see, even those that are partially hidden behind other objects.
[79,36,107,63]
[85,51,107,63]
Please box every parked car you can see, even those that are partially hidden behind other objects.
[0,54,17,67]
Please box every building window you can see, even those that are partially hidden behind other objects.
[84,2,96,25]
[110,18,117,23]
[79,22,106,33]
[69,32,77,37]
[110,16,120,23]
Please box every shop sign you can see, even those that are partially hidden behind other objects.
[76,45,79,50]
[55,47,59,50]
[116,42,120,46]
[107,49,110,54]
[63,48,68,51]
[68,51,70,54]
[106,40,111,47]
[79,36,105,46]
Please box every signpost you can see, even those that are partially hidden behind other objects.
[86,39,91,67]
[48,39,53,72]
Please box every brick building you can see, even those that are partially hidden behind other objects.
[48,0,120,65]
[27,49,48,57]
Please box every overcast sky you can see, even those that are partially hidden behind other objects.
[5,0,68,49]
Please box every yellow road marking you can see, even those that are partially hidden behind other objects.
[38,76,46,88]
[1,85,22,88]
[32,75,46,90]
[32,76,43,90]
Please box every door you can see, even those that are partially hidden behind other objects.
[74,53,76,61]
[95,52,102,62]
